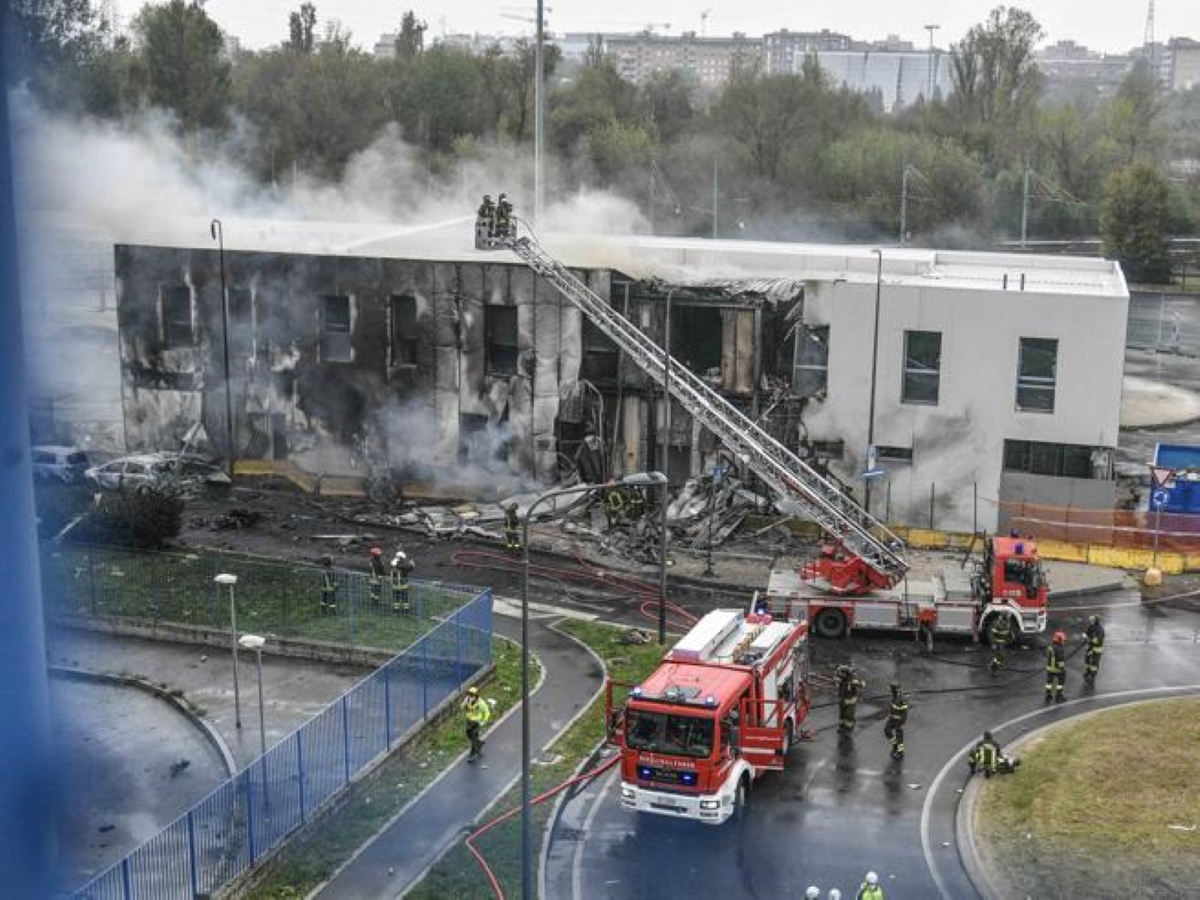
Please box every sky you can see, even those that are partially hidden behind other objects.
[117,1,1199,56]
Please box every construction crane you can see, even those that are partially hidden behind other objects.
[474,215,909,592]
[700,8,713,36]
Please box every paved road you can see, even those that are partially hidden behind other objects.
[546,588,1200,900]
[49,674,228,894]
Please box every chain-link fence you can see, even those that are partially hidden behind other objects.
[69,567,492,900]
[41,545,472,652]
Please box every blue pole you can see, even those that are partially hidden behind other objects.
[296,733,307,823]
[341,696,351,784]
[245,772,258,864]
[187,810,200,898]
[421,636,429,717]
[121,858,133,900]
[383,665,393,749]
[0,62,54,900]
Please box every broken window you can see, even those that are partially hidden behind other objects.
[485,305,519,375]
[161,285,194,348]
[902,330,941,405]
[580,319,618,382]
[1003,440,1097,479]
[792,325,828,397]
[1016,337,1057,412]
[389,295,418,367]
[320,295,353,363]
[876,445,913,463]
[669,305,723,378]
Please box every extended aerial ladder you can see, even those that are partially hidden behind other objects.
[476,218,908,592]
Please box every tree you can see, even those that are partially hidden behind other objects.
[134,0,231,131]
[288,2,317,54]
[1100,163,1173,284]
[395,10,426,60]
[7,0,109,100]
[949,6,1043,167]
[1099,66,1166,167]
[641,69,696,144]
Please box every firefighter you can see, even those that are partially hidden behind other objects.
[504,502,522,554]
[319,555,337,615]
[968,730,1020,777]
[1082,614,1105,685]
[495,193,513,237]
[462,685,492,762]
[836,665,865,735]
[1045,629,1067,703]
[855,871,883,900]
[390,549,414,614]
[884,681,908,760]
[603,487,625,528]
[368,546,385,607]
[988,614,1012,676]
[477,194,496,237]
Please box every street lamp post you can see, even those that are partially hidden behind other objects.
[924,24,940,101]
[865,250,883,516]
[209,220,235,479]
[215,573,242,728]
[239,634,268,759]
[519,471,666,900]
[658,290,674,645]
[534,0,545,222]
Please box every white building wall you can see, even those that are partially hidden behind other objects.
[803,266,1127,532]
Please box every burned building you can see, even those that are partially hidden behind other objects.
[114,242,802,501]
[114,232,1128,533]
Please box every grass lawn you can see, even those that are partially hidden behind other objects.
[976,697,1200,897]
[406,619,666,900]
[245,635,532,899]
[41,545,471,652]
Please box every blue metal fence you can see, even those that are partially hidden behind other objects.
[71,585,493,900]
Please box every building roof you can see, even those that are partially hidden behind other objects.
[98,212,1128,301]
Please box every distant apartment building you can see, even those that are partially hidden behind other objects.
[1168,37,1200,91]
[798,48,954,111]
[605,31,759,86]
[762,29,851,75]
[1035,41,1133,96]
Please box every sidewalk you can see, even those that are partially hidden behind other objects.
[312,611,602,899]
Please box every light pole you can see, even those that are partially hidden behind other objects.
[238,634,268,759]
[519,470,666,900]
[924,24,940,101]
[534,0,545,223]
[210,219,235,479]
[215,573,242,728]
[864,250,883,516]
[659,290,675,645]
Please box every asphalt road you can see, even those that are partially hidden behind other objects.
[544,587,1200,900]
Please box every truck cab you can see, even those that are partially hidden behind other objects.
[608,609,810,824]
[976,535,1049,637]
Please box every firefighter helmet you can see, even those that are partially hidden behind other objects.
[890,681,901,692]
[370,546,382,556]
[482,194,491,201]
[467,686,479,696]
[323,555,333,566]
[1088,614,1100,626]
[865,872,879,886]
[983,730,993,741]
[805,888,820,899]
[1052,629,1066,644]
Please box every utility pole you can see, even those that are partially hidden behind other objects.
[534,0,546,224]
[899,165,910,246]
[1020,166,1032,250]
[924,24,939,100]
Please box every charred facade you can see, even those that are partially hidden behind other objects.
[114,245,803,497]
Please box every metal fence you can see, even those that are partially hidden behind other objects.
[41,545,470,652]
[64,553,492,900]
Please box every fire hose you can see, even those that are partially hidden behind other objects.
[466,754,620,900]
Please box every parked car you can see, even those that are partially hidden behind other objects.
[32,446,91,483]
[85,455,176,494]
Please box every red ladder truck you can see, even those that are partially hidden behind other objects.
[605,607,810,824]
[475,216,1048,645]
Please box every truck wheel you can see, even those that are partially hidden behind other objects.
[732,775,749,820]
[813,608,847,639]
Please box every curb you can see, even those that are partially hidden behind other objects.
[50,664,237,777]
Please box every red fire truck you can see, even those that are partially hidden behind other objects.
[767,534,1049,643]
[606,607,810,824]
